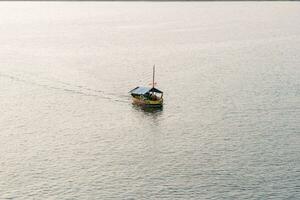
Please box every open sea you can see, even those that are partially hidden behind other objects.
[0,2,299,199]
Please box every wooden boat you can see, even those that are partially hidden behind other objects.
[129,65,163,107]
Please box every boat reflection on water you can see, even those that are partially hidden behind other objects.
[131,104,163,114]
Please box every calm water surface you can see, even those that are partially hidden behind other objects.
[0,2,299,199]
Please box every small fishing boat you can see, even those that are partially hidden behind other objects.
[129,65,163,107]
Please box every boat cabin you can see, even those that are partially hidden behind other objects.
[130,87,163,100]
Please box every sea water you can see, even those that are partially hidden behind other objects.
[0,2,299,199]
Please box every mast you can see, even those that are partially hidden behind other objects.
[152,64,155,89]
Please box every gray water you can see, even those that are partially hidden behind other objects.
[0,2,299,199]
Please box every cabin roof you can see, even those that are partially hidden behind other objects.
[129,87,163,95]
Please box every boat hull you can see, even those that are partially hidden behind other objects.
[132,97,163,107]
